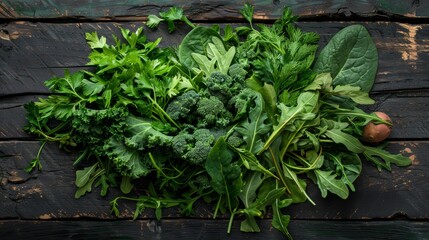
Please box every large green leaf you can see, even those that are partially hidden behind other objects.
[205,137,242,211]
[314,25,378,92]
[178,26,221,70]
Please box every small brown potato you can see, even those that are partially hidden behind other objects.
[363,112,392,144]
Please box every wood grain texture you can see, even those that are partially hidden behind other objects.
[1,3,428,239]
[0,0,428,20]
[1,219,428,240]
[1,22,428,96]
[0,141,422,220]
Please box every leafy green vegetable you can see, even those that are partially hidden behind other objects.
[205,137,242,212]
[23,5,411,240]
[314,25,378,92]
[146,7,195,32]
[178,27,221,70]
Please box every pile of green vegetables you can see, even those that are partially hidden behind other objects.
[24,4,411,239]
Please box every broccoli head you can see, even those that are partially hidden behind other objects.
[204,72,244,104]
[166,90,200,122]
[196,96,233,128]
[228,63,248,83]
[171,128,216,166]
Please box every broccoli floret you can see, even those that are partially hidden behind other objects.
[228,63,248,83]
[171,128,215,166]
[196,96,233,128]
[226,131,245,148]
[204,72,244,104]
[166,90,200,122]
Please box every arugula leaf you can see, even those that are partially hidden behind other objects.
[75,163,106,198]
[363,145,412,171]
[120,176,134,194]
[232,146,277,179]
[75,163,98,188]
[262,91,319,152]
[328,152,362,192]
[234,90,271,154]
[272,191,293,239]
[325,128,364,153]
[314,169,349,199]
[306,73,375,105]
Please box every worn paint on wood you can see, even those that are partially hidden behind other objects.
[1,0,429,20]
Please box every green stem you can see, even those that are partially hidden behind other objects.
[227,212,237,234]
[46,120,71,135]
[146,94,181,129]
[269,147,291,194]
[213,195,222,219]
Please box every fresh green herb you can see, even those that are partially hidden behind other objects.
[24,4,411,239]
[146,7,195,32]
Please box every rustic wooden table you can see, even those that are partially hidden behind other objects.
[1,1,429,239]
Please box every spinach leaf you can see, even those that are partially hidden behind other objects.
[178,27,221,70]
[314,25,378,92]
[205,137,242,211]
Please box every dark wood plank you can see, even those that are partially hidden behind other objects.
[0,140,422,220]
[1,219,428,240]
[1,22,428,96]
[2,92,428,140]
[1,0,428,20]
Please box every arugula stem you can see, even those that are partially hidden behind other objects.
[227,212,237,234]
[148,152,187,180]
[268,147,291,194]
[213,195,222,219]
[73,148,90,166]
